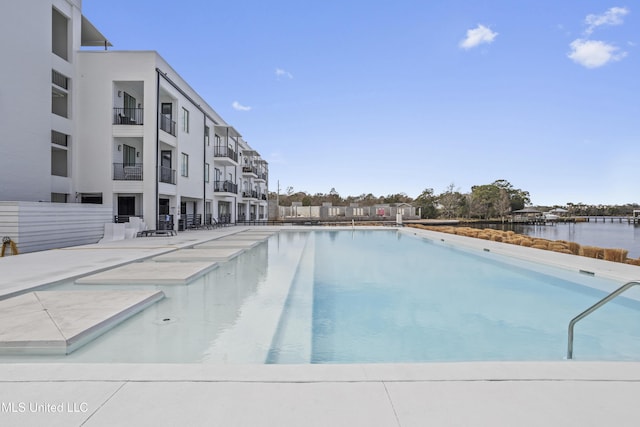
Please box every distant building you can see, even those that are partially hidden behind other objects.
[0,1,268,250]
[275,203,419,221]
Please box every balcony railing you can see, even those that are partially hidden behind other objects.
[261,194,267,201]
[242,166,257,175]
[256,172,268,181]
[214,146,238,163]
[159,166,176,184]
[242,191,261,199]
[214,180,237,194]
[160,114,176,136]
[113,108,144,125]
[113,163,143,180]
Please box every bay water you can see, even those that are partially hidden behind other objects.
[479,220,640,258]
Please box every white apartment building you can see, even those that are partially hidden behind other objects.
[0,0,268,247]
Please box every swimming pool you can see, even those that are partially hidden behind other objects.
[4,229,640,363]
[269,230,640,363]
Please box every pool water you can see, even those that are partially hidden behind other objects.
[4,230,640,364]
[268,230,640,363]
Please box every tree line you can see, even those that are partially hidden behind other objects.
[272,180,639,219]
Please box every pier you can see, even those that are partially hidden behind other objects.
[509,215,640,226]
[580,215,639,224]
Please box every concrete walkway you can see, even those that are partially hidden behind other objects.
[1,226,640,426]
[2,362,640,426]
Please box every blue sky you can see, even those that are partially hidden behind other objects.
[83,1,639,206]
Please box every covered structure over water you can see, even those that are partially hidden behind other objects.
[511,207,544,224]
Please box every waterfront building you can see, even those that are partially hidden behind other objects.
[0,0,268,251]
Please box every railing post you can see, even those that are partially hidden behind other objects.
[567,281,640,359]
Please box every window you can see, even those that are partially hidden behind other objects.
[51,130,68,147]
[52,86,69,118]
[51,146,68,177]
[160,103,174,135]
[181,153,189,177]
[162,103,172,117]
[51,130,69,177]
[51,70,70,118]
[123,92,136,122]
[182,107,189,133]
[52,70,68,89]
[205,126,210,145]
[123,144,136,166]
[52,8,69,60]
[205,163,210,182]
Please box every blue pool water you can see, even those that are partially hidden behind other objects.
[267,230,640,363]
[4,229,640,363]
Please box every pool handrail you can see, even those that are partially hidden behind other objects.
[567,280,640,360]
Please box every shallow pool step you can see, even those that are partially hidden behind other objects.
[195,239,262,250]
[75,261,217,285]
[152,247,245,262]
[223,235,270,241]
[0,290,164,355]
[237,231,277,237]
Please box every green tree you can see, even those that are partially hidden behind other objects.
[328,187,342,205]
[469,184,501,219]
[492,179,530,211]
[415,188,438,219]
[382,193,413,205]
[438,183,465,218]
[495,189,511,221]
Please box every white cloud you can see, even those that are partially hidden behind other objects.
[275,68,293,79]
[232,101,252,111]
[585,6,629,35]
[568,38,627,68]
[459,24,498,50]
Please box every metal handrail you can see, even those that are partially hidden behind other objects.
[567,280,640,359]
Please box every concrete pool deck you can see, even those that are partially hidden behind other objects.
[1,226,640,426]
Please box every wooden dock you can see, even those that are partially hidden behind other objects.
[582,216,639,224]
[510,216,640,225]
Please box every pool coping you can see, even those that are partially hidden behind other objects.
[400,226,640,284]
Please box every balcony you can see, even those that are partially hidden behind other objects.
[159,166,176,184]
[242,165,257,175]
[261,194,267,201]
[113,108,143,125]
[214,146,238,163]
[113,163,143,180]
[160,114,176,136]
[214,180,238,194]
[242,191,260,199]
